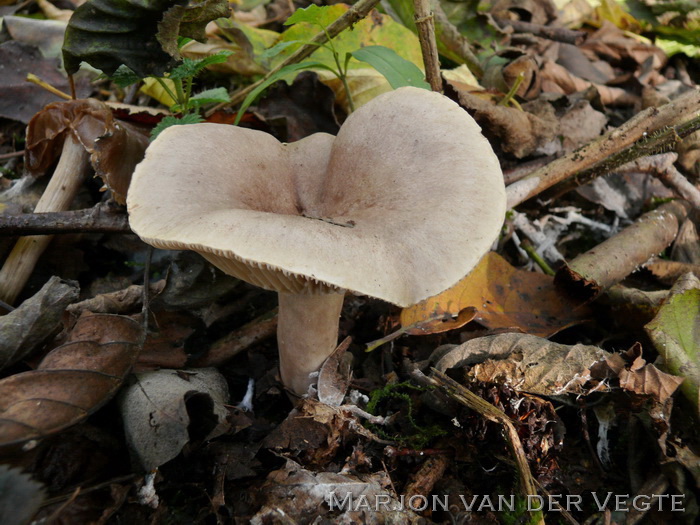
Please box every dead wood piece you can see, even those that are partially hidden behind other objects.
[413,0,442,92]
[506,89,700,208]
[403,454,450,501]
[554,200,692,301]
[66,280,166,317]
[191,308,278,367]
[0,203,130,236]
[494,18,586,45]
[430,0,482,77]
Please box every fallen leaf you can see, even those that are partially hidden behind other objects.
[0,465,45,525]
[0,276,79,370]
[645,273,700,410]
[401,252,591,338]
[317,337,352,407]
[445,85,559,158]
[0,41,88,124]
[251,459,422,523]
[118,368,230,470]
[0,313,142,449]
[257,71,340,142]
[434,333,609,396]
[2,15,67,58]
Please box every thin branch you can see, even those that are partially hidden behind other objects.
[539,114,700,203]
[494,18,586,45]
[413,0,442,92]
[0,150,24,160]
[0,203,130,236]
[506,89,700,208]
[207,0,382,115]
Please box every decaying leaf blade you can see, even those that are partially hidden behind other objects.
[0,313,143,449]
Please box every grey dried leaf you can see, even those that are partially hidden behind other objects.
[0,276,79,370]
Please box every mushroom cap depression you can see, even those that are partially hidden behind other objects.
[127,87,506,307]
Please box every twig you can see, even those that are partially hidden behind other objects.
[538,114,700,203]
[494,18,586,45]
[416,368,543,525]
[191,308,278,366]
[430,0,483,78]
[207,0,382,115]
[0,150,24,160]
[0,203,130,236]
[554,200,692,300]
[413,0,442,92]
[505,89,700,208]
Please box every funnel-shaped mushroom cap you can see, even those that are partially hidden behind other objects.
[127,87,506,307]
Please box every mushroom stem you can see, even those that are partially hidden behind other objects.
[0,134,90,304]
[277,291,345,396]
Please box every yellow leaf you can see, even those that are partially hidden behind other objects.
[140,77,176,108]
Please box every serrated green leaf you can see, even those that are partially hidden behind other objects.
[151,113,204,141]
[62,0,228,78]
[284,4,338,28]
[172,87,230,111]
[169,51,233,80]
[234,62,325,125]
[111,64,142,88]
[645,275,700,410]
[352,46,430,90]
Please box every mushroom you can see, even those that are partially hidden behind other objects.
[127,87,506,396]
[0,99,150,305]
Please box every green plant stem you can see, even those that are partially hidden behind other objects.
[154,77,178,107]
[497,72,524,109]
[173,78,186,110]
[520,239,555,276]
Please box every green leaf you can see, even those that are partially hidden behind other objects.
[150,113,204,141]
[234,62,325,125]
[173,87,230,112]
[645,274,700,410]
[272,4,423,74]
[62,0,228,78]
[284,4,339,28]
[111,64,141,88]
[351,46,430,89]
[168,51,233,80]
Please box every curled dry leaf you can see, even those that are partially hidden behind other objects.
[434,333,684,403]
[0,276,79,371]
[0,313,142,449]
[118,368,230,471]
[24,98,150,204]
[645,273,700,410]
[446,84,558,158]
[401,252,591,338]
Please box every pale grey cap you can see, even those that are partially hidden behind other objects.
[127,87,506,307]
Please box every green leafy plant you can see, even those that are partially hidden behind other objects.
[234,4,430,124]
[113,46,233,139]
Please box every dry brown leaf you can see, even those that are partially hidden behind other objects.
[434,333,609,396]
[0,313,142,449]
[593,344,684,404]
[446,86,558,158]
[539,59,638,105]
[401,252,591,338]
[0,276,78,370]
[645,259,700,286]
[24,98,150,204]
